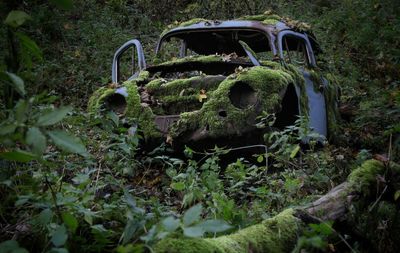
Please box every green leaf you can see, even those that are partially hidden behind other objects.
[122,219,140,244]
[72,173,89,185]
[84,212,93,225]
[140,225,156,243]
[124,190,137,209]
[4,10,31,28]
[0,240,28,253]
[170,182,185,191]
[5,72,25,96]
[394,190,400,201]
[37,106,72,126]
[161,216,180,232]
[0,150,36,162]
[309,222,333,236]
[14,99,29,124]
[38,209,53,225]
[50,0,74,10]
[0,123,17,136]
[257,155,264,163]
[51,225,68,247]
[183,204,202,227]
[107,111,119,127]
[62,212,78,234]
[183,226,204,238]
[47,130,87,155]
[26,127,47,155]
[290,144,300,159]
[196,219,232,233]
[15,32,43,61]
[48,248,69,253]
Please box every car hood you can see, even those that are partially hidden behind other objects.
[88,56,307,149]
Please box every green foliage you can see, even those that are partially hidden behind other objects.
[4,11,31,28]
[0,240,28,253]
[293,222,334,252]
[139,203,231,247]
[0,94,86,159]
[1,0,399,252]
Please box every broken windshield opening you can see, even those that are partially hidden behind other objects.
[156,30,272,63]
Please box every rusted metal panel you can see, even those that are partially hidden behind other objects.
[154,115,180,135]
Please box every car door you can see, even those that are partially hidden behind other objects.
[112,39,146,84]
[277,31,328,138]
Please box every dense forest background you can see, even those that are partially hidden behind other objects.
[0,0,399,252]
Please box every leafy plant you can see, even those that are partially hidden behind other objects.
[141,203,232,246]
[293,222,335,252]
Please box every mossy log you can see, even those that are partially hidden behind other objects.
[154,160,400,252]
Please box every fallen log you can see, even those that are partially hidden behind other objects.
[154,159,400,253]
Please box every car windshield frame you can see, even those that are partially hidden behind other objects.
[156,21,277,58]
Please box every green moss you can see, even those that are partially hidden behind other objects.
[236,10,311,31]
[158,95,205,115]
[282,18,312,32]
[161,18,209,36]
[146,75,224,97]
[261,19,279,26]
[136,70,150,83]
[87,79,160,139]
[238,10,281,23]
[324,74,340,138]
[88,59,312,143]
[347,159,385,193]
[146,78,167,92]
[123,80,160,139]
[87,87,115,116]
[154,238,224,253]
[282,64,309,119]
[238,14,270,21]
[161,11,312,45]
[238,40,257,57]
[154,209,302,253]
[123,80,142,116]
[180,18,208,27]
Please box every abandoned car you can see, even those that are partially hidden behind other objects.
[88,11,339,150]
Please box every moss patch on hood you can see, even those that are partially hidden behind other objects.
[169,65,305,140]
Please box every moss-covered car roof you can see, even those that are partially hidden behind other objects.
[161,10,312,38]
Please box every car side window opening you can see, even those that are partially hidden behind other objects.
[118,47,139,81]
[281,35,310,68]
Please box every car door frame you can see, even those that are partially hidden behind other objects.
[277,30,328,138]
[112,39,147,84]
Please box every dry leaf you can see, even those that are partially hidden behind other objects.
[198,89,207,102]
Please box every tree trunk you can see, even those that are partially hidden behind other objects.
[154,159,400,253]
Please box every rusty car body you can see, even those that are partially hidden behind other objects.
[88,11,339,150]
